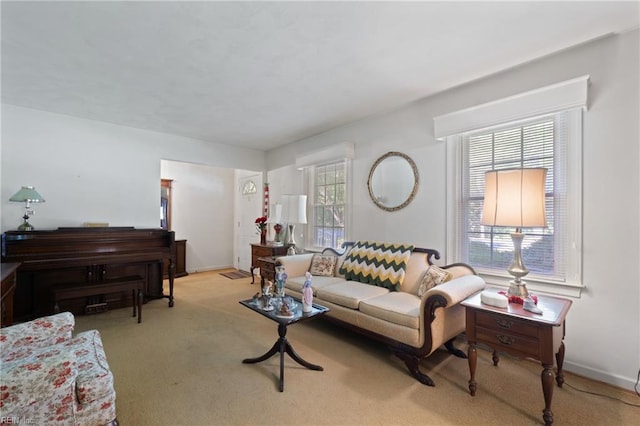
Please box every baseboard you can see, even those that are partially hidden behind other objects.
[187,264,234,274]
[565,361,638,392]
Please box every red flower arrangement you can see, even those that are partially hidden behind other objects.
[255,216,268,233]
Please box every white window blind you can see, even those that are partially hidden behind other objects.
[461,113,567,280]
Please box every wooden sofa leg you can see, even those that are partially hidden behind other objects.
[392,350,435,386]
[444,338,467,359]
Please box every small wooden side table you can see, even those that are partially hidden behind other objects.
[250,244,288,284]
[461,291,572,426]
[257,256,280,288]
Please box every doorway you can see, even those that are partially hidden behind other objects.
[161,179,172,230]
[236,174,263,272]
[161,160,239,273]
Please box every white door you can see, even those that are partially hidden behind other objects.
[237,174,263,273]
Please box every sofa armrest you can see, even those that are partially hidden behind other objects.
[275,253,315,278]
[423,275,486,307]
[0,312,75,355]
[0,344,78,411]
[442,262,477,279]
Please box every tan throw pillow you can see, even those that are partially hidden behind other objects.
[417,265,452,297]
[309,254,338,277]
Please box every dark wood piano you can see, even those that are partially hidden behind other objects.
[1,227,175,322]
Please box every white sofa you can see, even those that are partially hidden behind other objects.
[277,241,485,386]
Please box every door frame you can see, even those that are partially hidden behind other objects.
[234,171,264,272]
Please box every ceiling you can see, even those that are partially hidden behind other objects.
[2,1,638,151]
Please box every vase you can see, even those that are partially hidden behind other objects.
[273,224,282,243]
[260,229,267,245]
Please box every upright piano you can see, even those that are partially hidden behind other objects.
[1,227,175,321]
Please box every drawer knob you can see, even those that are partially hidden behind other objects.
[497,335,515,345]
[496,319,513,329]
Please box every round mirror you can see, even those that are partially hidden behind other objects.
[367,151,419,212]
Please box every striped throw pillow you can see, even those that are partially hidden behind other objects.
[338,241,414,290]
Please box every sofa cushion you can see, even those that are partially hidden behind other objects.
[417,265,452,297]
[317,281,389,309]
[286,275,344,296]
[309,254,338,277]
[0,345,77,411]
[359,292,421,329]
[338,241,414,290]
[70,330,114,406]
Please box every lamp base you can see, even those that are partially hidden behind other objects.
[286,224,296,246]
[507,280,529,299]
[507,230,529,299]
[18,215,34,231]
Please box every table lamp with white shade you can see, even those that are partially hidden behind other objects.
[266,203,283,245]
[281,194,307,255]
[481,168,547,300]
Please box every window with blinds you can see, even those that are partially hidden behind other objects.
[461,112,568,280]
[312,160,347,249]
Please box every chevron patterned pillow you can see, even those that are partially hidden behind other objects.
[338,241,415,290]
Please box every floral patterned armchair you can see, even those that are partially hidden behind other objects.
[0,312,117,425]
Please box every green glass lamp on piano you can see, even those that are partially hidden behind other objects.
[9,186,46,231]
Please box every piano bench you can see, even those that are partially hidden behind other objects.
[52,276,144,323]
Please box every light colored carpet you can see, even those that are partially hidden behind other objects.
[74,270,639,425]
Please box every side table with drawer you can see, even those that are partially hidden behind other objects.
[250,244,288,285]
[256,256,280,289]
[461,291,571,426]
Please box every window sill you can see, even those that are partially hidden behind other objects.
[477,270,584,298]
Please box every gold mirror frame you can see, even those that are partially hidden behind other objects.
[367,151,419,212]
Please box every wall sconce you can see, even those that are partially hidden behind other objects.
[9,186,46,231]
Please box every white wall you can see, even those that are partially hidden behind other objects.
[161,160,235,272]
[1,105,265,272]
[1,105,264,234]
[267,30,640,391]
[1,28,637,392]
[266,165,308,246]
[268,109,457,250]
